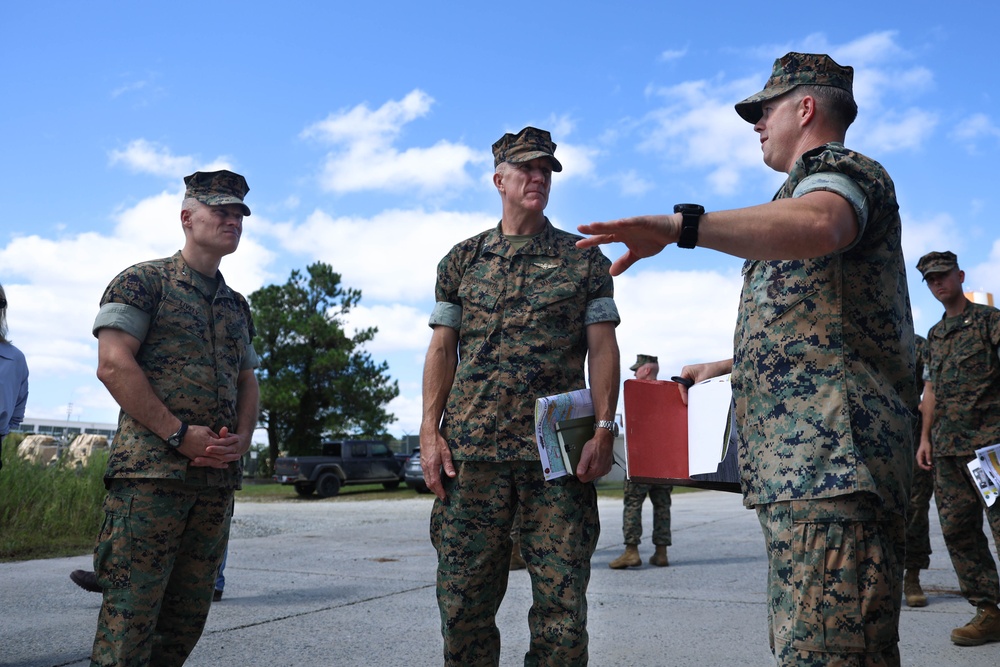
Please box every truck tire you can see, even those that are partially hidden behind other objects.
[315,472,342,498]
[293,482,315,497]
[382,480,401,490]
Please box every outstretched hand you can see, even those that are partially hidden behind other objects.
[576,215,677,276]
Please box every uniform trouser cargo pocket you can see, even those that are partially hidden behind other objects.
[93,491,133,589]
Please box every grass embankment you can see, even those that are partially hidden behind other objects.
[0,433,109,561]
[2,431,699,562]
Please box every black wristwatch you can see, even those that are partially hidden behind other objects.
[674,203,705,249]
[166,422,188,449]
[595,419,619,438]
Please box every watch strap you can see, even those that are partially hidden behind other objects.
[167,422,188,448]
[595,419,619,437]
[674,203,704,249]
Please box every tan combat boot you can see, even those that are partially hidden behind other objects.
[950,603,1000,646]
[649,545,669,567]
[903,569,927,607]
[609,544,641,569]
[509,537,526,571]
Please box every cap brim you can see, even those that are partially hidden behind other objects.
[201,196,251,216]
[734,83,799,124]
[919,266,955,281]
[629,362,641,371]
[508,151,563,172]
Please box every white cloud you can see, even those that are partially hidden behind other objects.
[860,108,938,154]
[610,169,655,197]
[262,207,496,303]
[951,113,1000,153]
[659,48,687,63]
[640,76,771,195]
[900,211,960,269]
[341,303,432,354]
[386,388,423,437]
[612,267,743,373]
[108,139,197,177]
[553,142,600,180]
[635,30,938,194]
[302,90,483,195]
[965,238,1000,297]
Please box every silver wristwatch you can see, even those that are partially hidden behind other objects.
[595,419,619,438]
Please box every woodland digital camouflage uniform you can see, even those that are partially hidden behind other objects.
[904,335,933,571]
[428,219,619,665]
[430,220,617,461]
[925,299,1000,608]
[732,143,917,663]
[621,481,672,546]
[90,251,255,666]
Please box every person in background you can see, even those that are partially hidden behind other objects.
[577,52,916,666]
[0,283,29,472]
[916,250,1000,646]
[420,126,621,665]
[609,354,672,569]
[213,546,228,601]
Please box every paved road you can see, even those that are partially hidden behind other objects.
[1,490,997,666]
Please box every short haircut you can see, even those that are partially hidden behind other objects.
[795,84,858,130]
[181,197,203,213]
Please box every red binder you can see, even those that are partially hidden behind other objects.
[623,378,740,492]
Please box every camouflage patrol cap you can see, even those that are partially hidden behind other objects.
[629,354,658,371]
[916,250,959,279]
[735,52,854,124]
[183,169,251,216]
[492,126,563,172]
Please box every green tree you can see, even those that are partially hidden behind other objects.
[249,263,399,461]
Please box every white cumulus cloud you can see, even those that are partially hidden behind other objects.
[302,90,483,195]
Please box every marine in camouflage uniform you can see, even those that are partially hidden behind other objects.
[902,335,933,606]
[611,355,671,569]
[421,127,621,666]
[916,250,1000,646]
[576,53,917,666]
[619,482,671,549]
[89,170,260,667]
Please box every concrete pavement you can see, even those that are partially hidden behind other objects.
[1,489,997,666]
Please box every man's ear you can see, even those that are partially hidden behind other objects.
[799,95,817,125]
[493,170,504,191]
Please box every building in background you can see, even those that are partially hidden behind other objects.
[965,290,994,307]
[15,417,116,440]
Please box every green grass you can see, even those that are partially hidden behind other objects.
[0,433,108,562]
[1,431,702,562]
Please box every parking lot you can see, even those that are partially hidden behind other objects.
[1,490,997,666]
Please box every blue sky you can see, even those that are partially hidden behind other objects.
[3,3,998,441]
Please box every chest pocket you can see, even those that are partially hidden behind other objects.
[527,280,579,310]
[743,259,823,327]
[458,273,501,340]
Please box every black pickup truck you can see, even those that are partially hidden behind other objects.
[273,440,404,498]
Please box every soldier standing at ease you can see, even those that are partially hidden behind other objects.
[421,126,621,666]
[88,170,260,666]
[916,250,1000,646]
[609,354,672,569]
